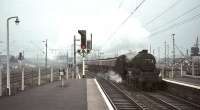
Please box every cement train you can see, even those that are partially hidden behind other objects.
[86,50,163,90]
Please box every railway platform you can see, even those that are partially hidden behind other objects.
[163,78,200,105]
[163,78,200,89]
[0,79,111,110]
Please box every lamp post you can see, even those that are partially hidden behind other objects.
[6,16,20,96]
[43,39,48,81]
[74,36,76,79]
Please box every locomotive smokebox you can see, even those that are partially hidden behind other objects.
[139,50,148,54]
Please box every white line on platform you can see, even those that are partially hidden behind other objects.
[163,79,200,90]
[94,79,114,110]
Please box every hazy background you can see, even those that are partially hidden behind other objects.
[0,0,200,59]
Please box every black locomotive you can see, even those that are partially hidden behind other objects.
[86,50,163,90]
[115,50,162,90]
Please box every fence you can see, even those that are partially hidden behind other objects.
[0,66,73,96]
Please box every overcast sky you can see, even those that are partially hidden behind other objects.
[1,0,200,59]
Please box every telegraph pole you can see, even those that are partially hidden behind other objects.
[66,51,69,68]
[150,44,151,54]
[172,34,175,65]
[164,41,166,65]
[90,34,93,50]
[46,40,48,80]
[158,47,160,67]
[66,51,69,80]
[74,35,76,78]
[43,39,48,81]
[167,44,169,65]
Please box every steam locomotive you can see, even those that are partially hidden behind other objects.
[86,50,163,90]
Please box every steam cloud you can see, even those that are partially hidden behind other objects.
[106,70,122,83]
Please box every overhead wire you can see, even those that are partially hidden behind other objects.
[150,3,200,32]
[118,0,124,8]
[118,0,146,28]
[149,12,200,37]
[103,0,146,47]
[145,0,183,26]
[145,2,200,60]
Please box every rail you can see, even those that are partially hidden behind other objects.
[97,78,146,110]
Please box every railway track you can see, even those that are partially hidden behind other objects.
[97,78,148,110]
[159,91,200,109]
[143,91,200,110]
[114,80,200,110]
[86,72,200,110]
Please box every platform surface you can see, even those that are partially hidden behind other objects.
[163,78,200,89]
[0,79,109,110]
[172,76,200,86]
[87,79,109,110]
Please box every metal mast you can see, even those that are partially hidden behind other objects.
[172,34,175,65]
[74,35,76,78]
[164,41,166,65]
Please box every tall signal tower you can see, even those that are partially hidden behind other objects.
[191,36,199,56]
[164,41,166,65]
[172,34,175,65]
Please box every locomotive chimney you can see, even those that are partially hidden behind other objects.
[140,50,148,54]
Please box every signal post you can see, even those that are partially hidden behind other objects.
[77,30,92,78]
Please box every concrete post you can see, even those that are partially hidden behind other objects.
[44,39,48,81]
[180,63,183,77]
[192,62,195,76]
[66,68,68,80]
[21,67,24,91]
[7,18,11,96]
[76,66,79,79]
[0,67,2,96]
[59,75,61,80]
[38,67,41,86]
[60,70,64,87]
[50,67,53,82]
[71,71,74,79]
[82,57,85,78]
[172,34,175,65]
[74,35,76,79]
[172,66,174,79]
[61,76,64,87]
